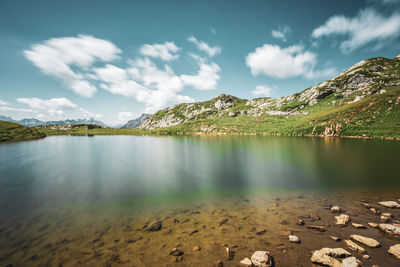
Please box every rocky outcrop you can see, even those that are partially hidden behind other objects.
[121,114,150,129]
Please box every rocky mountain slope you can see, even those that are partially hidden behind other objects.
[121,114,150,129]
[0,116,108,127]
[0,121,46,142]
[138,55,400,139]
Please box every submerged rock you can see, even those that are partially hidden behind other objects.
[239,257,254,267]
[388,244,400,260]
[331,206,341,213]
[288,235,299,243]
[335,214,350,227]
[345,240,366,254]
[379,223,400,236]
[378,201,400,208]
[251,251,273,267]
[350,234,380,248]
[145,220,162,231]
[342,257,360,267]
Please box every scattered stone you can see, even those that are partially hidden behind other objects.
[239,257,254,267]
[342,257,360,267]
[369,208,380,214]
[288,235,299,243]
[368,222,378,228]
[224,248,234,261]
[388,244,400,260]
[335,214,350,227]
[296,219,305,225]
[256,227,266,235]
[350,234,380,248]
[228,112,237,117]
[251,251,273,267]
[215,260,223,267]
[380,215,390,222]
[145,220,162,231]
[351,223,366,229]
[170,248,184,256]
[379,223,400,236]
[279,230,292,237]
[361,203,371,208]
[309,213,321,221]
[329,236,341,242]
[383,212,393,218]
[193,246,201,252]
[331,206,341,213]
[345,239,366,254]
[378,201,400,208]
[363,255,370,260]
[307,225,325,232]
[311,248,351,267]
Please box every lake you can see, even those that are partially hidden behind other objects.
[0,135,399,266]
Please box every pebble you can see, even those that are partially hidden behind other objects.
[335,214,350,226]
[331,206,340,213]
[170,248,184,256]
[370,208,380,214]
[296,219,305,225]
[368,222,378,228]
[193,246,201,251]
[351,223,366,229]
[224,247,234,261]
[329,236,341,242]
[256,227,266,235]
[251,251,273,267]
[307,225,325,232]
[239,257,253,267]
[288,235,299,243]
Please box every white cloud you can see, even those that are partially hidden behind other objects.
[181,62,221,90]
[246,44,335,80]
[271,25,291,42]
[140,42,180,61]
[187,36,221,57]
[24,35,121,97]
[118,112,136,124]
[252,85,274,97]
[311,8,400,53]
[0,106,34,113]
[0,99,9,105]
[17,97,78,117]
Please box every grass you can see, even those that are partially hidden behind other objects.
[0,121,46,142]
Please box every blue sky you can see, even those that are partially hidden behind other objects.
[1,0,400,126]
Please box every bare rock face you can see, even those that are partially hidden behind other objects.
[251,251,273,267]
[335,214,350,226]
[342,257,360,267]
[311,248,351,267]
[378,201,400,208]
[345,240,366,254]
[350,235,380,248]
[388,244,400,260]
[379,223,400,236]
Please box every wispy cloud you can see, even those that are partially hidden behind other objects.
[312,8,400,53]
[24,35,121,97]
[246,44,335,80]
[252,85,274,97]
[0,99,9,105]
[17,97,78,117]
[140,42,180,61]
[271,25,291,42]
[187,36,221,57]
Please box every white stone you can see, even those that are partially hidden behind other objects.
[289,235,299,243]
[251,251,272,267]
[350,234,380,248]
[345,239,366,254]
[388,244,400,260]
[378,201,400,208]
[239,257,254,267]
[379,223,400,236]
[342,257,360,267]
[335,214,350,226]
[331,206,341,213]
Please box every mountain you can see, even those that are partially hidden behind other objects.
[138,55,400,139]
[121,114,151,129]
[0,116,108,127]
[0,121,46,142]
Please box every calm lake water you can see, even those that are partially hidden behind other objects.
[1,136,400,266]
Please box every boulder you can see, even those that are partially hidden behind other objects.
[239,257,254,267]
[251,251,273,267]
[311,250,342,267]
[345,240,366,254]
[288,235,299,243]
[378,201,400,208]
[335,214,350,226]
[350,234,380,248]
[342,257,360,267]
[331,206,341,213]
[379,223,400,236]
[388,244,400,260]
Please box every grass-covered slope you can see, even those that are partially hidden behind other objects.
[0,121,46,142]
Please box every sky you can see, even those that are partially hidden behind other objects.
[1,0,400,126]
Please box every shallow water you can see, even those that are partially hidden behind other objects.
[0,136,399,266]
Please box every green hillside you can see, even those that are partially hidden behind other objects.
[0,121,46,142]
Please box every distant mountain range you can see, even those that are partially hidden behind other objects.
[0,115,108,127]
[121,114,151,129]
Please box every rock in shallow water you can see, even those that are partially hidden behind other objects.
[239,257,253,267]
[345,240,365,254]
[379,223,400,236]
[331,206,341,213]
[378,201,400,208]
[170,248,184,256]
[224,247,234,261]
[145,220,162,231]
[335,214,350,227]
[350,234,380,248]
[351,223,366,229]
[342,256,360,267]
[251,251,273,267]
[288,235,299,243]
[388,244,400,260]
